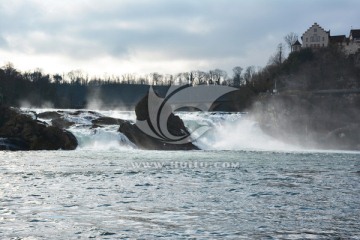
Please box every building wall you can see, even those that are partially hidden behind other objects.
[293,44,301,52]
[349,33,360,42]
[344,42,360,55]
[302,23,329,48]
[299,23,360,55]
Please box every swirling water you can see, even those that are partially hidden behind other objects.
[0,110,360,239]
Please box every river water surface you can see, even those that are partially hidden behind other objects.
[1,150,359,239]
[0,110,359,239]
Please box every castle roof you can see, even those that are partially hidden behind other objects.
[292,40,301,46]
[350,29,360,38]
[329,35,347,43]
[302,22,329,37]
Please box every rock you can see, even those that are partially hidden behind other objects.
[135,94,150,121]
[69,110,99,116]
[37,111,75,129]
[119,94,199,150]
[166,114,190,137]
[69,110,83,116]
[119,121,199,150]
[51,117,75,129]
[92,117,125,126]
[134,93,190,137]
[90,124,102,129]
[0,105,78,151]
[0,137,29,151]
[28,126,78,150]
[37,111,62,120]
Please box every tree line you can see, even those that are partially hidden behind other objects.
[0,64,261,87]
[0,62,270,107]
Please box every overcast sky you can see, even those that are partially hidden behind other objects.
[0,0,359,77]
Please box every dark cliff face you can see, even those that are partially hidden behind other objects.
[252,94,360,150]
[0,105,78,151]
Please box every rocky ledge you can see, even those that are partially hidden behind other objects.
[0,105,78,151]
[119,94,199,150]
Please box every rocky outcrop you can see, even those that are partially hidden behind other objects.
[119,121,199,150]
[92,117,125,126]
[37,111,62,119]
[0,138,28,151]
[119,94,199,150]
[51,117,75,129]
[0,106,78,151]
[36,111,75,129]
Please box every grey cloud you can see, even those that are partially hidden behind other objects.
[1,0,360,72]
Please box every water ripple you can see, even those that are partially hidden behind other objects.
[0,150,359,239]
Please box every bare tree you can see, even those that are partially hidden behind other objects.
[221,71,229,85]
[176,72,189,85]
[176,72,186,85]
[243,66,256,86]
[190,70,208,85]
[30,68,44,83]
[163,74,174,85]
[53,74,63,84]
[3,62,19,77]
[196,71,209,85]
[208,70,216,84]
[143,73,152,85]
[68,69,84,85]
[138,76,147,85]
[151,72,162,85]
[232,66,243,86]
[268,43,285,66]
[120,73,136,84]
[209,69,227,85]
[284,32,298,51]
[129,73,137,84]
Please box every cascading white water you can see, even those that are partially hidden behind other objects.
[179,112,299,151]
[28,109,298,151]
[70,126,136,150]
[62,110,136,150]
[23,108,137,151]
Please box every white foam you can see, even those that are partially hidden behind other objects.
[71,126,135,151]
[178,112,299,151]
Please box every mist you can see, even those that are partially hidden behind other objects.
[249,93,360,151]
[19,99,54,109]
[194,116,300,151]
[85,86,139,111]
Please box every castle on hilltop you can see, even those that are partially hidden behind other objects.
[292,22,360,55]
